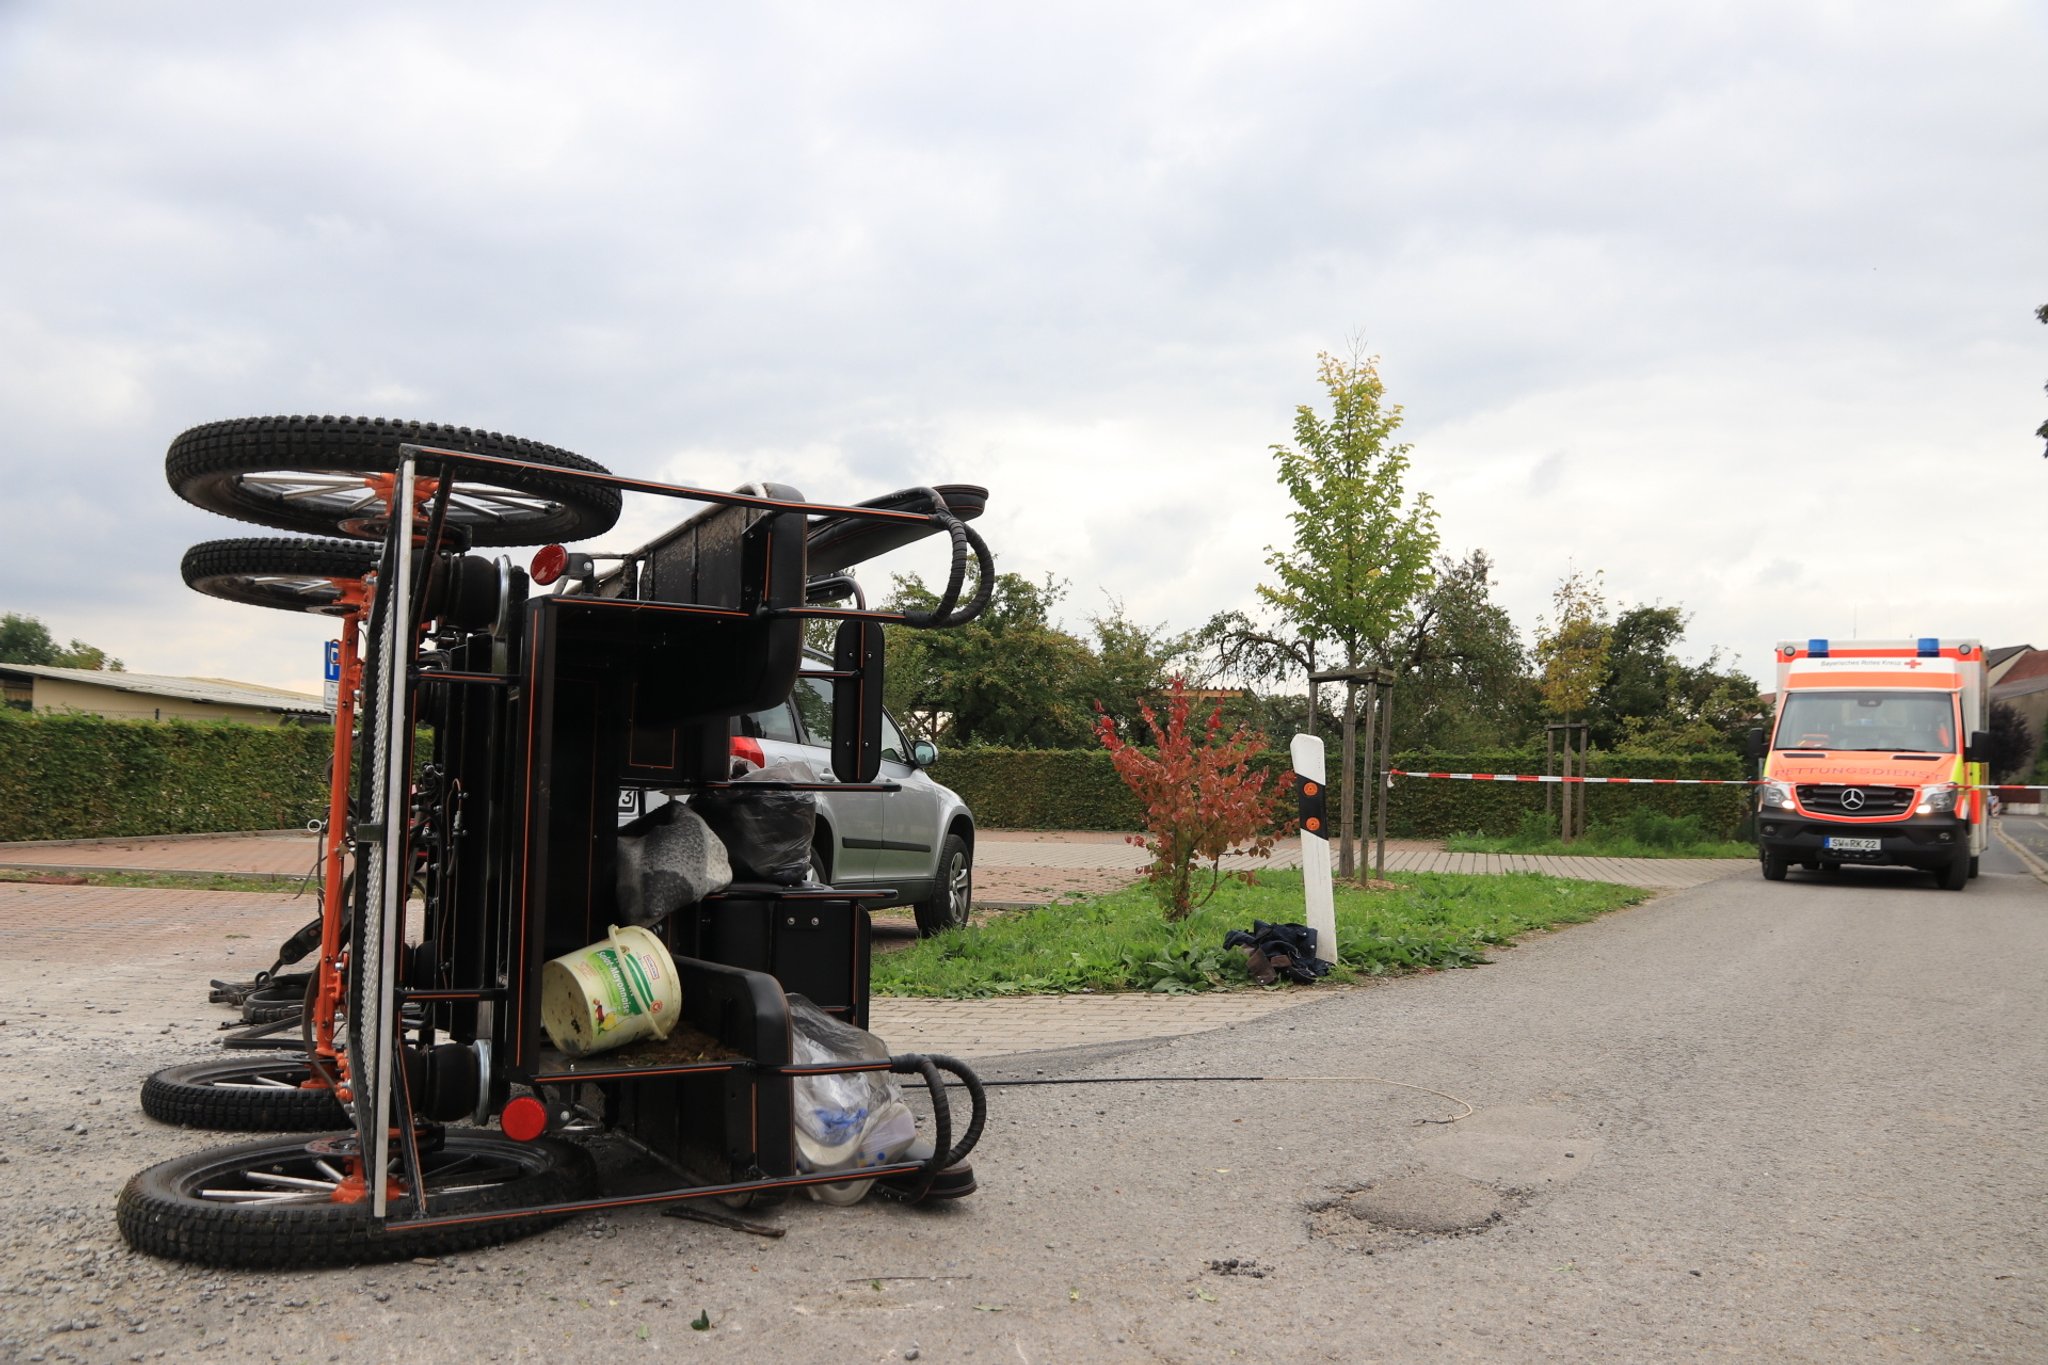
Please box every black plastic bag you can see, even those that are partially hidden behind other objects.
[691,760,818,885]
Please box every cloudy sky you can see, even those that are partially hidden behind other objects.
[2,1,2043,703]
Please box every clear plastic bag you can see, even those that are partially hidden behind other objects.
[615,800,732,928]
[786,995,918,1204]
[691,760,819,885]
[787,993,897,1147]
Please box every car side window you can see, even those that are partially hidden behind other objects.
[792,671,910,763]
[746,701,801,744]
[792,675,833,745]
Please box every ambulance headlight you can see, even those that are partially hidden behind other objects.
[1915,784,1958,815]
[1759,780,1795,810]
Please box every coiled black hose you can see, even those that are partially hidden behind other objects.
[894,490,995,630]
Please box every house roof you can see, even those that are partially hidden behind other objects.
[1992,649,2048,699]
[1988,643,2036,669]
[0,664,327,716]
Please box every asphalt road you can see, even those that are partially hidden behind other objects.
[2,847,2043,1362]
[1998,812,2048,868]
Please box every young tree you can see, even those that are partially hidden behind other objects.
[1257,351,1439,874]
[1534,570,1610,840]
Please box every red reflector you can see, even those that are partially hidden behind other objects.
[530,544,569,585]
[732,736,765,769]
[501,1095,548,1142]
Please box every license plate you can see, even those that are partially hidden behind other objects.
[1824,836,1881,852]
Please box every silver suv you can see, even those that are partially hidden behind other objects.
[736,666,974,936]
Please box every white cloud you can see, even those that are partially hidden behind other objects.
[0,0,2040,705]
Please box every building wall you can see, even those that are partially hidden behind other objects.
[30,677,295,726]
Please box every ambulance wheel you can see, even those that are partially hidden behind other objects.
[1940,854,1969,891]
[180,538,379,617]
[140,1058,346,1132]
[167,415,621,545]
[1968,855,1980,879]
[117,1133,596,1268]
[1760,848,1789,881]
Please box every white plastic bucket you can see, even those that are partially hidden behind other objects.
[539,923,681,1058]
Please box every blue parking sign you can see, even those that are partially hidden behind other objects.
[323,640,342,710]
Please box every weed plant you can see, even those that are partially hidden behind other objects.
[1445,808,1752,859]
[870,868,1643,997]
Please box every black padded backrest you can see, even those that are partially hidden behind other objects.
[831,617,884,783]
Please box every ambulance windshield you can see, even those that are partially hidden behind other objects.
[1774,692,1956,753]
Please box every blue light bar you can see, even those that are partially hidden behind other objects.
[1808,638,1829,658]
[1917,637,1939,657]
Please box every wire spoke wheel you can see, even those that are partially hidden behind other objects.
[167,415,621,545]
[118,1132,596,1267]
[141,1058,347,1132]
[182,537,380,617]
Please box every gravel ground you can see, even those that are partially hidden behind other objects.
[3,849,2045,1362]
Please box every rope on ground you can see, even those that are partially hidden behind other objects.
[952,1073,1476,1124]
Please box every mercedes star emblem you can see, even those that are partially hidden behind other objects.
[1840,788,1866,810]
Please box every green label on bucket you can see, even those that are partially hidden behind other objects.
[591,947,644,1034]
[620,950,658,1014]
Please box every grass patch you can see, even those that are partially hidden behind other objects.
[1444,808,1752,859]
[872,868,1645,997]
[0,868,315,895]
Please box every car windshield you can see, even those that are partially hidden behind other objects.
[1774,691,1956,753]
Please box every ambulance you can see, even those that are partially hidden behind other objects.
[1750,638,1990,889]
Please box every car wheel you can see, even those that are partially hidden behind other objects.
[914,834,972,937]
[1760,848,1789,882]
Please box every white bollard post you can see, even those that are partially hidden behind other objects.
[1290,734,1337,965]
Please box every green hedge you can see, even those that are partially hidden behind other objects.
[0,710,335,842]
[931,746,1751,840]
[0,711,1752,845]
[927,749,1148,830]
[1382,751,1751,840]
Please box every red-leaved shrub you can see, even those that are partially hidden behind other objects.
[1095,676,1294,920]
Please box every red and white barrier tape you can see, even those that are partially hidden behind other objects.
[1388,770,1754,786]
[1387,770,2048,793]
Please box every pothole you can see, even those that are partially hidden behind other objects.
[1307,1171,1523,1252]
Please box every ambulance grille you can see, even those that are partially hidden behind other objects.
[1796,785,1914,816]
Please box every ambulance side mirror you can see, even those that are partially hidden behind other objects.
[1745,727,1767,761]
[1965,730,1990,764]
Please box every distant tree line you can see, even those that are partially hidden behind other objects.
[0,612,124,672]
